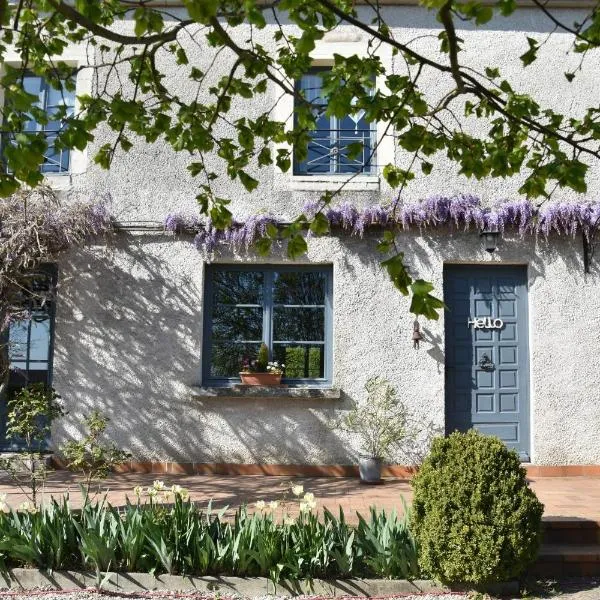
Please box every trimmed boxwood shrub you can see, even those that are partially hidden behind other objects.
[410,430,544,585]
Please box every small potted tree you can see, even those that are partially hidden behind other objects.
[239,343,285,386]
[332,377,417,484]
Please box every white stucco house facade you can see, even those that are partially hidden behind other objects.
[5,3,600,474]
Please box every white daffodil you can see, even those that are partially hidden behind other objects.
[147,487,158,498]
[269,500,279,511]
[291,484,304,496]
[153,480,166,491]
[133,486,143,497]
[303,492,315,503]
[19,501,37,513]
[284,516,295,526]
[255,500,266,510]
[299,501,310,513]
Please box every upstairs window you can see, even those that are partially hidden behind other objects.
[294,67,375,176]
[5,73,75,174]
[203,266,333,386]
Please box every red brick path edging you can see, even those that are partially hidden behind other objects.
[51,459,600,478]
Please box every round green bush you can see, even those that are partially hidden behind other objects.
[410,430,544,585]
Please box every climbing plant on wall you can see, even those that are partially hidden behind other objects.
[0,187,111,393]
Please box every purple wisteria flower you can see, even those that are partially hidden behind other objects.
[166,195,600,255]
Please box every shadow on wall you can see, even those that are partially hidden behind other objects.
[51,233,359,465]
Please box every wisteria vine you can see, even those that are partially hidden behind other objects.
[164,195,600,254]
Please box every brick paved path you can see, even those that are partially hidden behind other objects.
[1,472,598,523]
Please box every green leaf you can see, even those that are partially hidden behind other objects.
[238,170,259,192]
[383,164,415,188]
[474,6,493,24]
[309,212,330,235]
[184,0,220,22]
[255,235,272,256]
[210,203,232,229]
[380,253,412,295]
[409,291,445,320]
[287,233,308,259]
[410,279,435,296]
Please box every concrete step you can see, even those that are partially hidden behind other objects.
[532,544,600,577]
[543,517,600,545]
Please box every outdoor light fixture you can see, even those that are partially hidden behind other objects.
[480,228,500,253]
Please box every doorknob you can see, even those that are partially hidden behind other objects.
[479,353,495,371]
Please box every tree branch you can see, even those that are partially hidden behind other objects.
[45,0,192,46]
[439,0,464,91]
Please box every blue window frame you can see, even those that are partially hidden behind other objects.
[203,265,333,386]
[1,264,57,450]
[5,73,75,174]
[294,67,375,175]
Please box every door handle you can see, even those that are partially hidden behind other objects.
[479,353,495,371]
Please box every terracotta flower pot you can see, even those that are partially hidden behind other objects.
[239,372,282,386]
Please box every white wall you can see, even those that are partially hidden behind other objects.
[44,6,600,464]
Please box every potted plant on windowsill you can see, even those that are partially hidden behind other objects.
[239,343,285,386]
[331,377,418,484]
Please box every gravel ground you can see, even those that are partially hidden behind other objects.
[0,592,468,600]
[1,582,600,600]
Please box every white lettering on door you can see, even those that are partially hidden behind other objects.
[467,317,504,329]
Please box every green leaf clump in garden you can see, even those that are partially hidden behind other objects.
[0,484,419,585]
[410,429,544,586]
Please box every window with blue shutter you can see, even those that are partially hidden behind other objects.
[294,67,375,175]
[203,265,333,386]
[5,73,75,174]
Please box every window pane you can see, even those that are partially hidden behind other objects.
[211,342,261,377]
[8,322,29,362]
[273,344,324,379]
[212,305,262,341]
[27,317,50,361]
[273,271,326,305]
[22,75,44,102]
[46,85,75,114]
[299,72,327,107]
[273,307,324,342]
[213,271,263,305]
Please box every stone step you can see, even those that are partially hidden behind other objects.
[532,544,600,577]
[543,518,600,545]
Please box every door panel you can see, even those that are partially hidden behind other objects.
[444,265,530,460]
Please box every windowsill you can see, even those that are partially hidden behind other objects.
[43,173,73,191]
[190,385,341,400]
[287,174,380,192]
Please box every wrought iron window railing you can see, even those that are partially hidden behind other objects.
[294,128,375,175]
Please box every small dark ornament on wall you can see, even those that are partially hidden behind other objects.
[412,320,423,349]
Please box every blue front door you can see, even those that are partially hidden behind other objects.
[443,265,531,460]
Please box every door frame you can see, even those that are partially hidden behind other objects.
[443,262,532,461]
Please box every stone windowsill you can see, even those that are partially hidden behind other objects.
[190,385,341,400]
[287,174,380,192]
